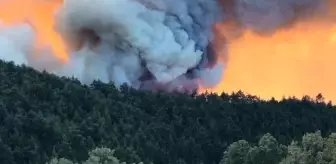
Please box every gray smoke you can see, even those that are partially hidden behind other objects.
[223,0,328,33]
[0,0,332,92]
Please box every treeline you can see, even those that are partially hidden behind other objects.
[221,131,336,164]
[49,131,336,164]
[0,60,336,164]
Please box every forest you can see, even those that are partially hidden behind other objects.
[0,60,336,164]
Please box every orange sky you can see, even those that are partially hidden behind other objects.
[209,15,336,102]
[0,0,67,61]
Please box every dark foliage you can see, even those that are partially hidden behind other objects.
[0,60,335,164]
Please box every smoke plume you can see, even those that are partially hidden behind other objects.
[0,0,334,93]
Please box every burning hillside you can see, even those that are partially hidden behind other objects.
[0,0,335,102]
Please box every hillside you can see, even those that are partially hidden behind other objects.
[0,60,336,164]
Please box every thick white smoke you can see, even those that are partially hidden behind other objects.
[55,0,226,91]
[0,23,33,66]
[0,0,224,91]
[57,0,206,86]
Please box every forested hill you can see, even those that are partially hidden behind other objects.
[1,60,336,164]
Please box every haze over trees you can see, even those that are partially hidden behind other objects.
[0,60,336,164]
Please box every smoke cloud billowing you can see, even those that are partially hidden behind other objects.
[0,0,332,92]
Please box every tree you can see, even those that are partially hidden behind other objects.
[221,132,336,164]
[48,158,74,164]
[280,131,336,164]
[47,148,144,164]
[220,133,286,164]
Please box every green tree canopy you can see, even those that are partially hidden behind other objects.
[221,131,336,164]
